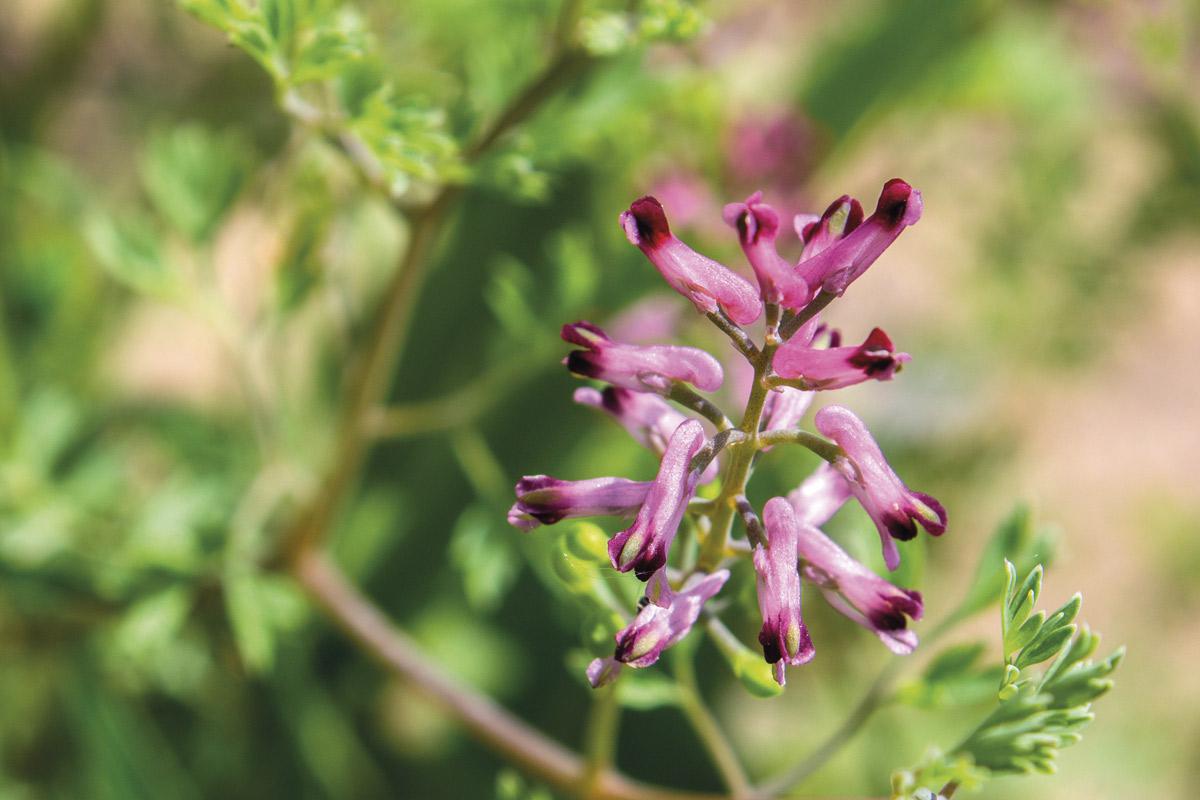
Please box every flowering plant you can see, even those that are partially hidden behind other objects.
[511,184,1120,798]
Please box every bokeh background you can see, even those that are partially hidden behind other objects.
[2,0,1198,798]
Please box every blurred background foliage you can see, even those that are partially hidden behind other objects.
[0,0,1197,797]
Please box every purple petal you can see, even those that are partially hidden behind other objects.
[621,196,763,325]
[608,419,706,580]
[563,321,724,394]
[814,405,946,570]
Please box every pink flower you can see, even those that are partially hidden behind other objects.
[786,462,852,528]
[722,192,810,308]
[755,498,816,685]
[588,568,730,687]
[621,196,762,325]
[608,419,706,580]
[574,387,719,483]
[797,525,923,655]
[795,179,922,298]
[562,321,723,394]
[507,476,651,531]
[814,405,947,571]
[794,195,864,262]
[773,327,910,389]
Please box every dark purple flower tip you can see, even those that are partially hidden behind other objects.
[866,588,924,632]
[621,196,672,249]
[561,320,608,348]
[846,327,911,379]
[911,492,948,536]
[875,179,922,228]
[758,616,815,665]
[799,195,865,244]
[564,350,603,381]
[723,191,780,244]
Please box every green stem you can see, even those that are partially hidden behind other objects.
[579,685,621,798]
[673,653,751,798]
[778,291,835,341]
[668,384,733,431]
[755,430,843,463]
[697,341,776,571]
[756,614,962,797]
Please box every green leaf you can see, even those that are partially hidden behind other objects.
[225,569,275,673]
[139,125,249,242]
[958,505,1043,618]
[84,210,170,296]
[450,504,521,612]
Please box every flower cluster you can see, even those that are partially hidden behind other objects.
[509,180,946,688]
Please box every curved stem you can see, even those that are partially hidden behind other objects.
[673,654,751,799]
[668,384,733,430]
[293,549,728,800]
[755,430,843,463]
[778,291,835,341]
[706,311,758,360]
[753,662,900,798]
[581,685,622,798]
[756,615,963,797]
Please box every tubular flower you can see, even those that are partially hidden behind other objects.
[608,419,706,580]
[574,387,719,483]
[814,405,947,571]
[587,568,731,687]
[620,196,763,325]
[786,462,852,528]
[795,194,864,262]
[797,524,924,654]
[562,321,723,395]
[755,498,816,685]
[507,476,651,531]
[722,192,810,308]
[795,179,922,298]
[773,327,910,390]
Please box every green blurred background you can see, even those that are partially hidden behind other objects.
[2,0,1198,797]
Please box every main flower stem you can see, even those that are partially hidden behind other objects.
[697,341,776,571]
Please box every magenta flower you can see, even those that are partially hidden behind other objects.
[755,498,816,685]
[621,196,762,325]
[814,405,947,570]
[507,475,652,531]
[773,327,911,389]
[794,194,864,261]
[797,524,924,654]
[587,568,730,687]
[787,462,852,528]
[562,321,723,395]
[722,192,810,308]
[795,179,922,298]
[608,419,706,580]
[574,387,719,483]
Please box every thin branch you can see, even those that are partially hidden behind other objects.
[672,654,751,799]
[669,384,734,430]
[293,548,728,800]
[778,291,836,341]
[755,430,843,464]
[366,347,552,438]
[706,311,758,360]
[752,662,900,799]
[734,496,765,549]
